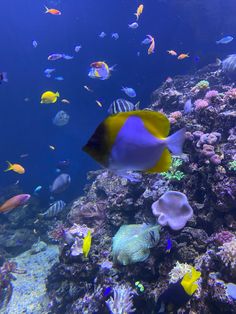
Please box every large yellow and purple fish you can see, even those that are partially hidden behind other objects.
[88,61,116,80]
[83,111,185,173]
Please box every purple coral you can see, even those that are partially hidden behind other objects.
[152,191,193,230]
[214,230,235,245]
[105,284,136,314]
[205,90,219,100]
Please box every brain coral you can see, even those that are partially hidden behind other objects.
[112,224,160,266]
[152,191,193,230]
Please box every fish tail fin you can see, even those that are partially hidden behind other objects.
[44,5,49,13]
[134,13,138,20]
[166,128,185,155]
[109,64,117,71]
[135,101,140,110]
[56,92,60,97]
[4,161,13,172]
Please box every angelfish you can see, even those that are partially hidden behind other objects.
[83,111,185,173]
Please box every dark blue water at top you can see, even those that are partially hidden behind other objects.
[0,0,236,203]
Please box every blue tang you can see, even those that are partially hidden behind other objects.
[83,111,185,173]
[216,36,233,44]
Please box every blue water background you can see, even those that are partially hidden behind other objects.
[0,0,236,203]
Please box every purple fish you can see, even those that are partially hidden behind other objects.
[48,53,64,61]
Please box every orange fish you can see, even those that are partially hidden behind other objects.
[96,100,102,107]
[147,35,155,55]
[178,53,189,60]
[4,161,25,174]
[167,50,177,56]
[90,61,105,69]
[44,6,61,15]
[135,4,144,20]
[0,194,31,213]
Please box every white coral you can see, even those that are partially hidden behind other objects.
[106,284,136,314]
[217,239,236,269]
[169,261,192,284]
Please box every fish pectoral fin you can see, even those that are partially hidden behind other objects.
[146,148,172,173]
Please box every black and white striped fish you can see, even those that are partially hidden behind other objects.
[108,98,139,115]
[40,200,66,218]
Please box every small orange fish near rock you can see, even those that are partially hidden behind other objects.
[0,194,31,213]
[4,161,25,174]
[178,53,189,60]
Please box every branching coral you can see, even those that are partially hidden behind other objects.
[169,261,193,283]
[217,239,236,269]
[161,157,185,181]
[105,284,136,314]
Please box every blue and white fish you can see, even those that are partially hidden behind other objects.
[141,37,152,45]
[48,53,64,61]
[53,110,70,126]
[108,98,139,115]
[63,54,74,60]
[111,33,119,40]
[99,32,106,38]
[54,76,64,81]
[216,36,233,44]
[40,200,66,218]
[75,45,82,53]
[32,40,38,48]
[50,173,71,194]
[83,111,185,173]
[44,68,55,78]
[33,185,42,195]
[121,87,136,98]
[128,22,139,29]
[184,99,193,114]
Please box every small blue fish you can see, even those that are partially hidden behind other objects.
[75,45,82,53]
[63,54,74,60]
[216,36,233,44]
[111,33,119,40]
[121,87,136,98]
[165,237,172,253]
[99,32,106,38]
[44,68,55,78]
[34,185,42,195]
[103,287,112,297]
[184,99,193,114]
[32,40,38,48]
[141,37,152,45]
[55,76,64,81]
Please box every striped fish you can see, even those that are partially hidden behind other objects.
[108,98,139,115]
[40,200,66,218]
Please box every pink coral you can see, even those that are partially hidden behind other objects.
[194,99,209,110]
[205,90,219,100]
[214,230,235,245]
[225,88,236,99]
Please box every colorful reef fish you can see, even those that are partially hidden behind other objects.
[147,35,155,55]
[178,53,189,60]
[88,62,116,80]
[155,267,201,313]
[0,194,31,213]
[83,110,185,173]
[134,4,144,20]
[44,6,61,15]
[82,230,92,258]
[4,161,25,174]
[41,91,60,104]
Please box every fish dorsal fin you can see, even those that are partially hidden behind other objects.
[146,147,172,173]
[124,110,170,139]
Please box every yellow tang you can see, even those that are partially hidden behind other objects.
[83,110,185,173]
[82,230,92,258]
[180,267,201,296]
[41,91,60,104]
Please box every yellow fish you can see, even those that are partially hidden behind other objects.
[135,4,144,20]
[41,91,60,104]
[82,230,92,258]
[4,161,25,174]
[181,267,201,295]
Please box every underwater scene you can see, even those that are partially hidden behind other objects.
[0,0,236,313]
